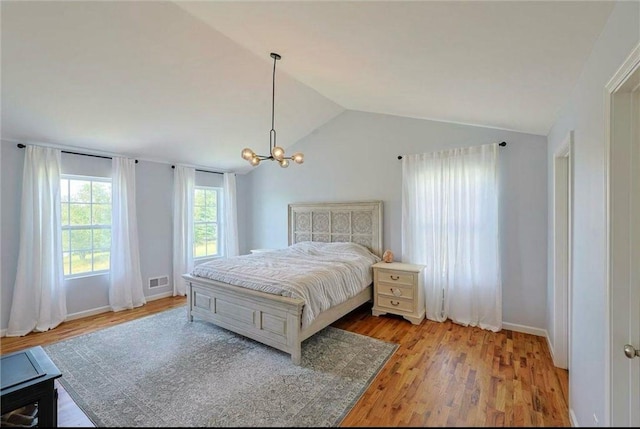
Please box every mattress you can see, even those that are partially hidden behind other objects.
[191,241,381,328]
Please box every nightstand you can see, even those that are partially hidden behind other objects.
[371,261,426,325]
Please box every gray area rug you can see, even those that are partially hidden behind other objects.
[44,307,397,427]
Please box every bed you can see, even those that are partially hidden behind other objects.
[182,200,383,365]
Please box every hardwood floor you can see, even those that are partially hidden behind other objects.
[0,296,569,427]
[334,308,570,427]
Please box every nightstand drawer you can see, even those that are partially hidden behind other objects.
[377,295,414,312]
[376,269,414,286]
[377,282,414,299]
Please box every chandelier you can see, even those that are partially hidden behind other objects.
[241,52,304,168]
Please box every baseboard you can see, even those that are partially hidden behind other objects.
[569,408,579,427]
[546,333,556,362]
[2,291,177,336]
[65,305,112,321]
[65,291,174,321]
[502,321,548,338]
[146,290,175,302]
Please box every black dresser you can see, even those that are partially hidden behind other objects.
[1,346,62,427]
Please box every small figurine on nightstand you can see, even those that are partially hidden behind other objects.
[382,249,394,263]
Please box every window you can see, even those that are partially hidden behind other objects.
[61,176,111,277]
[194,187,221,258]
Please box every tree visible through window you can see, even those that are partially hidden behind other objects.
[61,176,111,277]
[194,187,220,258]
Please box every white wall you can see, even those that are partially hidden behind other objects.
[238,110,548,330]
[546,1,639,426]
[1,141,22,330]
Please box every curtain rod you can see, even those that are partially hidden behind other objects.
[396,141,507,160]
[17,143,138,163]
[171,165,224,175]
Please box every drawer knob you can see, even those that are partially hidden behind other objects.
[390,300,400,306]
[390,275,400,281]
[391,288,402,297]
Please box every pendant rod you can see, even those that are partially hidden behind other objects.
[270,53,280,153]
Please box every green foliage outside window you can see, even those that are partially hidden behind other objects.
[61,177,111,276]
[194,187,219,258]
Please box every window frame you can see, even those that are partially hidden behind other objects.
[60,174,112,279]
[193,186,223,260]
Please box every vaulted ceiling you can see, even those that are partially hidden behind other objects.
[1,1,615,172]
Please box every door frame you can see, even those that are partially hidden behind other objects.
[605,42,640,427]
[552,131,573,370]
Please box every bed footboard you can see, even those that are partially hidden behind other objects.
[184,274,305,365]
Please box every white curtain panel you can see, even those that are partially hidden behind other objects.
[172,165,195,296]
[402,143,502,332]
[109,157,146,311]
[7,145,67,336]
[223,172,239,257]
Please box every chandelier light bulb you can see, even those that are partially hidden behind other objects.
[271,146,285,161]
[292,152,304,164]
[241,148,254,160]
[250,156,261,166]
[279,158,289,168]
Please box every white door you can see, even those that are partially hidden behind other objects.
[607,44,640,427]
[552,133,572,370]
[631,84,640,426]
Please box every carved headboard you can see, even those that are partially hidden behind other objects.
[288,201,384,257]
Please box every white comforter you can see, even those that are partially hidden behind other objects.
[191,241,381,329]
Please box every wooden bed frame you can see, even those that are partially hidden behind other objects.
[182,200,383,365]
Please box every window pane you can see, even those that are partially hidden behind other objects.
[93,204,111,225]
[194,189,206,207]
[70,229,92,251]
[194,224,207,258]
[206,190,217,219]
[205,204,216,221]
[69,180,91,203]
[61,179,69,203]
[61,203,69,226]
[93,228,111,249]
[92,251,110,272]
[92,182,111,204]
[70,251,92,275]
[194,205,206,222]
[61,230,70,252]
[63,252,71,276]
[206,223,218,256]
[69,203,91,225]
[207,189,217,206]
